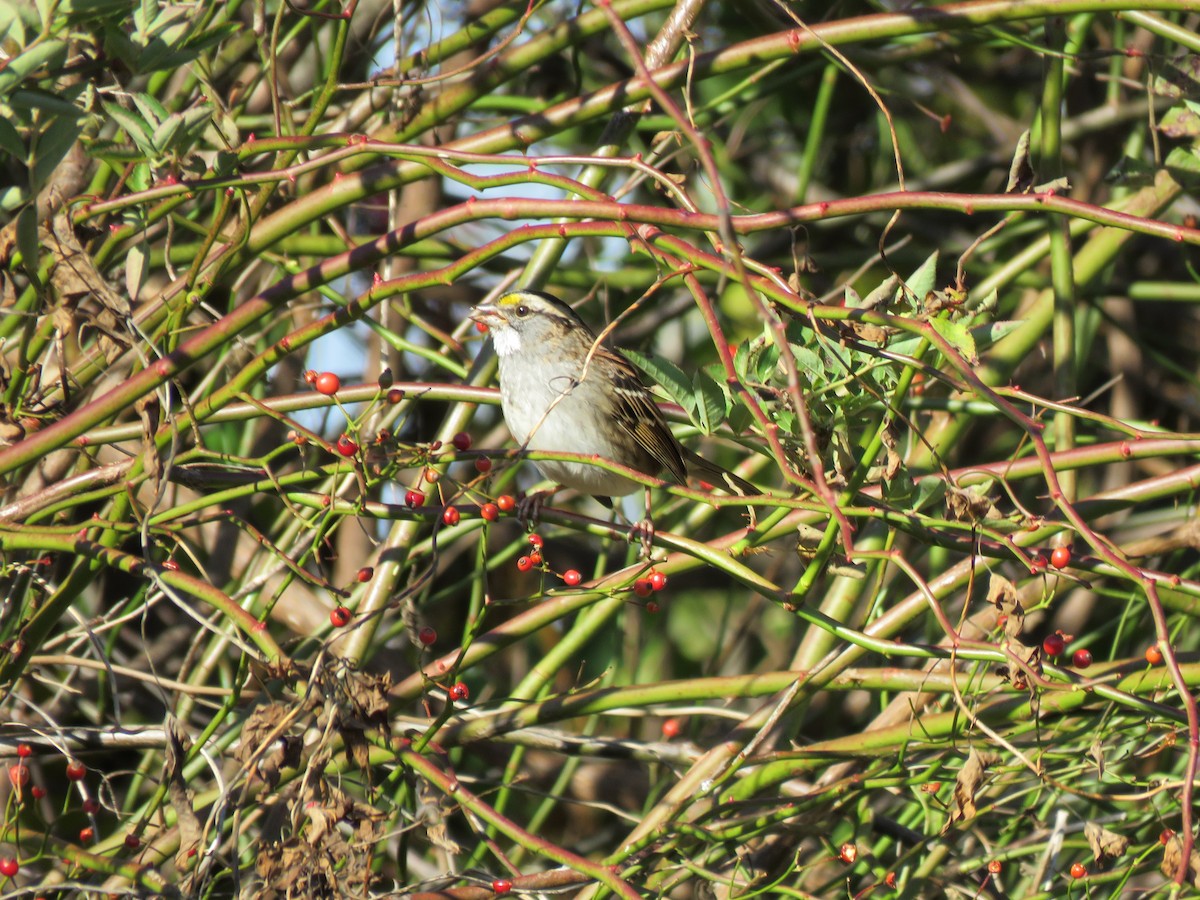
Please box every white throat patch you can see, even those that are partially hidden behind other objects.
[491,326,521,357]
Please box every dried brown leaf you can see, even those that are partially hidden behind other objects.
[238,702,303,789]
[1084,821,1128,862]
[946,484,1000,522]
[942,747,1000,834]
[46,213,131,361]
[987,573,1025,639]
[1089,737,1105,778]
[165,716,203,870]
[1161,835,1200,887]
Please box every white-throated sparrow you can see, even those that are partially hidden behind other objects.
[470,289,758,505]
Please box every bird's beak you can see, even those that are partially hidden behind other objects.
[469,302,500,326]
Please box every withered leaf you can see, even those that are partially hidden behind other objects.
[1161,835,1200,888]
[165,716,204,870]
[1089,737,1105,778]
[942,747,1001,834]
[417,779,463,855]
[946,483,1000,523]
[1006,131,1034,193]
[1084,821,1129,862]
[237,702,303,789]
[46,213,131,361]
[880,424,902,481]
[987,573,1025,639]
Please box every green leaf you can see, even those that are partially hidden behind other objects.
[755,341,780,384]
[130,93,169,131]
[913,475,947,512]
[693,369,728,434]
[102,100,155,156]
[0,40,67,95]
[0,116,25,160]
[15,206,39,279]
[125,241,148,301]
[8,87,81,116]
[152,114,182,154]
[972,319,1023,348]
[1158,102,1200,139]
[929,316,977,365]
[1165,146,1200,189]
[0,186,28,212]
[789,345,823,384]
[903,250,939,303]
[622,347,695,418]
[31,113,82,193]
[862,273,898,309]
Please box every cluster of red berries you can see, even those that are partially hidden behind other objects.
[1029,546,1072,573]
[516,533,545,573]
[633,570,668,597]
[1040,631,1092,668]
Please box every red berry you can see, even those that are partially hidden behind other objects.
[66,760,86,781]
[387,388,404,404]
[356,567,373,583]
[1029,552,1046,570]
[314,371,340,395]
[528,533,543,548]
[562,569,581,586]
[0,858,15,878]
[452,432,472,451]
[1042,634,1065,657]
[516,556,533,572]
[839,842,857,864]
[8,764,28,788]
[442,507,461,526]
[16,744,31,759]
[30,786,45,799]
[528,550,542,566]
[661,717,682,739]
[645,600,659,613]
[475,456,492,473]
[475,321,488,333]
[124,833,140,850]
[1072,648,1092,669]
[633,579,653,597]
[79,826,94,843]
[448,682,469,702]
[83,797,100,814]
[303,370,318,385]
[417,626,437,646]
[497,494,516,512]
[1050,546,1071,569]
[405,489,425,508]
[648,571,668,591]
[987,859,1001,874]
[492,878,513,894]
[162,559,180,571]
[330,606,351,628]
[480,503,499,522]
[335,434,358,457]
[1146,645,1163,665]
[1070,861,1086,879]
[1161,828,1175,844]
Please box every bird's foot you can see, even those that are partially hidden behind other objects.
[517,487,560,530]
[627,518,656,559]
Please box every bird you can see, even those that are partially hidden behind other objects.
[469,289,758,509]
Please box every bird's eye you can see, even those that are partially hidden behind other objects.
[516,305,529,317]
